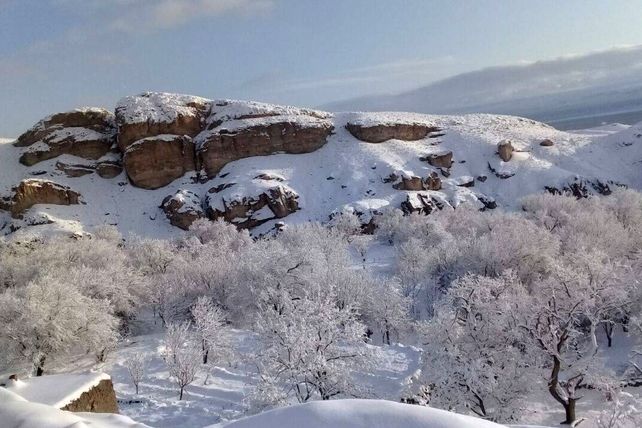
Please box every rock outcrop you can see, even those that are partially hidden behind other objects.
[346,122,441,143]
[123,135,196,189]
[115,92,210,150]
[400,192,447,215]
[422,151,453,168]
[2,179,82,218]
[61,379,119,414]
[497,140,514,162]
[392,172,442,191]
[15,108,116,166]
[197,115,334,178]
[205,182,299,228]
[540,139,554,147]
[161,190,205,230]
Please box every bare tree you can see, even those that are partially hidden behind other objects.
[163,322,201,400]
[125,352,148,395]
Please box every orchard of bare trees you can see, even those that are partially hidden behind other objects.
[1,190,640,425]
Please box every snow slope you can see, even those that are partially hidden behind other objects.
[214,399,505,428]
[1,108,641,239]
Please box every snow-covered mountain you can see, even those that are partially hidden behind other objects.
[1,92,641,239]
[323,46,642,128]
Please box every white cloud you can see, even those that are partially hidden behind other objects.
[243,56,459,95]
[54,0,274,33]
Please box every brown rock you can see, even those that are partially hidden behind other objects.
[15,108,116,166]
[497,140,514,162]
[391,172,441,191]
[197,117,333,178]
[6,179,82,218]
[95,161,123,179]
[123,135,196,189]
[423,151,453,168]
[205,183,299,229]
[61,379,119,413]
[161,189,204,230]
[400,192,446,215]
[540,139,554,147]
[346,122,441,143]
[15,108,115,148]
[56,161,94,177]
[423,171,442,190]
[115,92,210,150]
[393,175,424,191]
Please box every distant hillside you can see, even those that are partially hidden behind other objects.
[323,46,642,128]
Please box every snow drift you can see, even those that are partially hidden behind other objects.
[218,399,506,428]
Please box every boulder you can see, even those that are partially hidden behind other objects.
[14,108,115,147]
[540,139,554,147]
[488,161,515,179]
[3,179,82,218]
[454,176,475,187]
[497,140,513,162]
[393,175,424,191]
[123,134,196,189]
[422,151,453,168]
[393,172,442,191]
[423,172,442,190]
[56,161,94,177]
[115,92,210,150]
[400,192,446,215]
[197,116,334,178]
[95,161,123,179]
[205,182,299,229]
[161,189,204,230]
[346,122,441,143]
[15,108,116,166]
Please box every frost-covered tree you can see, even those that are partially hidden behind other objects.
[0,274,119,375]
[191,296,230,365]
[125,352,148,395]
[163,322,201,400]
[516,252,632,425]
[421,272,533,422]
[252,283,372,408]
[363,277,410,345]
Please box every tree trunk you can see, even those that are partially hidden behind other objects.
[602,322,613,348]
[35,355,46,376]
[562,399,576,425]
[202,340,208,364]
[179,386,184,400]
[135,383,139,395]
[548,356,577,425]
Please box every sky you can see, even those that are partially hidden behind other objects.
[2,0,642,136]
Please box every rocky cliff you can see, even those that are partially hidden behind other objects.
[1,93,640,238]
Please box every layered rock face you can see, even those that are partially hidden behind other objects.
[115,92,210,150]
[123,135,197,189]
[1,179,82,218]
[15,108,116,166]
[161,189,205,230]
[346,122,441,143]
[205,180,300,229]
[197,115,334,177]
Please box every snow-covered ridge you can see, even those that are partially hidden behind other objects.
[1,92,641,239]
[115,92,210,125]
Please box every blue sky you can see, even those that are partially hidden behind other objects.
[2,0,642,136]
